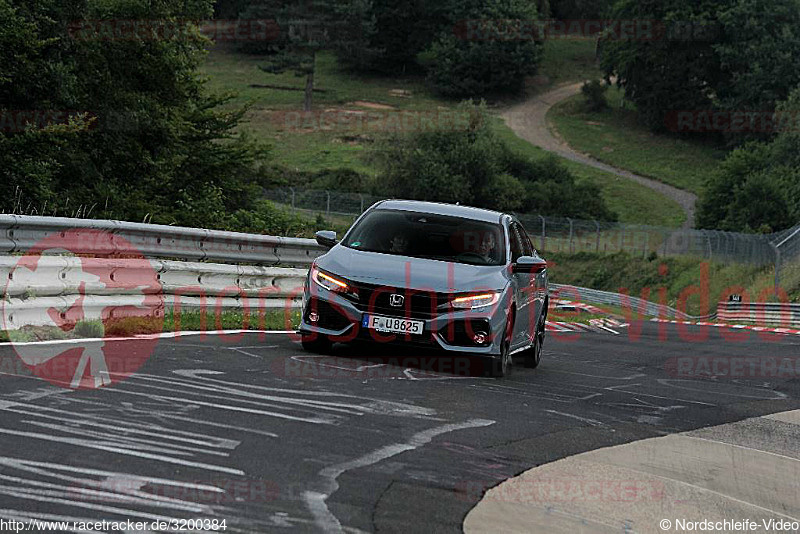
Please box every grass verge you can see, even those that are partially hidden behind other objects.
[547,87,727,195]
[1,310,301,343]
[492,118,686,227]
[547,251,797,316]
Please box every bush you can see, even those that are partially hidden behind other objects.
[373,101,616,219]
[601,0,800,135]
[426,35,543,98]
[697,86,800,232]
[73,320,105,339]
[581,80,608,112]
[482,174,527,212]
[425,0,543,98]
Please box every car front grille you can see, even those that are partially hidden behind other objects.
[345,281,451,319]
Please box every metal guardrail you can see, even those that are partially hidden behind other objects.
[1,257,308,329]
[0,214,325,266]
[551,283,703,320]
[1,215,793,331]
[717,302,800,327]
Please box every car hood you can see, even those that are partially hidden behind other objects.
[316,246,509,293]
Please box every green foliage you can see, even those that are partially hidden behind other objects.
[0,0,302,234]
[550,0,613,19]
[600,0,721,132]
[546,250,772,315]
[504,152,617,220]
[601,0,800,134]
[425,0,543,97]
[373,102,615,219]
[336,0,446,73]
[73,320,105,338]
[713,0,800,114]
[697,87,800,232]
[580,80,607,112]
[238,0,373,109]
[482,173,527,212]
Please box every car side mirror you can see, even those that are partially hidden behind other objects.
[315,230,338,249]
[512,256,547,274]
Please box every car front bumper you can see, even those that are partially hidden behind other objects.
[298,287,509,356]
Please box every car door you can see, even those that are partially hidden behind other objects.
[520,223,547,335]
[508,222,531,349]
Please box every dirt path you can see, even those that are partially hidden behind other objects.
[500,82,697,228]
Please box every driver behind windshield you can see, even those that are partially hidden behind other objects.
[478,231,498,262]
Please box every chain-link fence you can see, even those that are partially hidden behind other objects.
[264,188,800,281]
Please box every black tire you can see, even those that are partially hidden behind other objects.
[523,311,546,369]
[301,333,333,353]
[489,320,513,378]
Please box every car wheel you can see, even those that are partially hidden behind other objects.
[301,333,333,353]
[523,311,546,369]
[489,320,513,378]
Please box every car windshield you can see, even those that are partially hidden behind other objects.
[342,209,506,266]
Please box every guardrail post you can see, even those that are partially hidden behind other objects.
[326,191,331,217]
[567,218,574,253]
[595,220,600,252]
[773,243,781,292]
[538,215,545,251]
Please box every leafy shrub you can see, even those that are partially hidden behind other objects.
[73,320,104,339]
[426,35,543,98]
[373,101,616,219]
[581,80,608,112]
[698,86,800,232]
[425,0,543,97]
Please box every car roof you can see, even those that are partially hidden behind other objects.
[374,200,505,224]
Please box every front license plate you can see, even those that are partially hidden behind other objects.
[362,315,424,335]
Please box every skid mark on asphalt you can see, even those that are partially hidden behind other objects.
[0,364,447,531]
[546,319,627,335]
[304,418,495,533]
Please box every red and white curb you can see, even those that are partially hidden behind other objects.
[551,300,610,315]
[650,318,800,336]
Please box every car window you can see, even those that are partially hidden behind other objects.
[342,209,506,266]
[509,223,524,262]
[514,223,533,256]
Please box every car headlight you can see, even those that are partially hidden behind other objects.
[311,266,358,298]
[448,292,501,310]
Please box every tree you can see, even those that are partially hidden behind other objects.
[239,0,370,110]
[601,0,800,134]
[550,0,613,19]
[713,0,800,113]
[697,86,800,232]
[373,101,616,219]
[600,0,723,132]
[425,0,543,97]
[1,0,274,230]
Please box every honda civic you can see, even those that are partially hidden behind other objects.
[298,200,548,377]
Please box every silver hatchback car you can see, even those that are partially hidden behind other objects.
[298,200,549,377]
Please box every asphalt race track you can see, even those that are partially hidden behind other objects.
[0,322,799,533]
